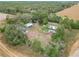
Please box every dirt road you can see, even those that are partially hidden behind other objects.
[71,48,79,57]
[69,34,79,57]
[0,42,23,57]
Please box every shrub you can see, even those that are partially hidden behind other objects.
[70,20,79,29]
[0,26,5,33]
[45,44,60,57]
[31,39,44,53]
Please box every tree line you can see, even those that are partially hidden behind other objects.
[0,1,77,14]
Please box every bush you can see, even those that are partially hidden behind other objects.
[46,44,60,57]
[4,24,28,46]
[31,39,44,53]
[70,20,79,29]
[0,26,5,33]
[41,25,49,33]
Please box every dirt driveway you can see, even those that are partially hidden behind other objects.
[69,33,79,57]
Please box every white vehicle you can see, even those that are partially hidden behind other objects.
[48,30,56,33]
[25,23,33,28]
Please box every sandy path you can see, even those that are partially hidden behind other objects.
[71,48,79,57]
[69,34,79,57]
[0,42,19,57]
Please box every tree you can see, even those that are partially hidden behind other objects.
[59,17,72,30]
[38,12,48,25]
[32,11,48,25]
[6,7,16,14]
[4,24,28,46]
[45,44,60,57]
[52,25,65,42]
[15,13,32,24]
[31,12,40,23]
[48,13,61,23]
[31,39,44,53]
[70,20,79,29]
